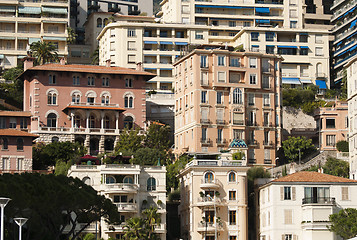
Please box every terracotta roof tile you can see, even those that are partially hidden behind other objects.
[0,129,38,138]
[272,171,357,183]
[0,111,31,117]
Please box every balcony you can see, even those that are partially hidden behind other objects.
[216,119,226,125]
[264,159,272,164]
[197,222,224,233]
[101,183,139,193]
[115,203,137,212]
[248,140,258,146]
[233,120,244,125]
[200,119,211,125]
[263,141,274,147]
[216,139,227,145]
[263,122,274,127]
[196,196,225,208]
[247,121,257,126]
[200,138,212,146]
[302,197,336,205]
[200,178,221,189]
[248,159,256,164]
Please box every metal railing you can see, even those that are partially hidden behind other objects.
[302,197,336,204]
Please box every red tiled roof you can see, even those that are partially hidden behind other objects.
[0,111,31,117]
[0,129,38,138]
[272,171,357,183]
[24,64,155,77]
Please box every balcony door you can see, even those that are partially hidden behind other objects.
[304,187,329,203]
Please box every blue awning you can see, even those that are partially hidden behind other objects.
[350,44,357,51]
[256,19,270,23]
[18,7,41,14]
[160,41,173,45]
[351,19,357,29]
[282,78,301,84]
[256,7,270,13]
[337,41,343,46]
[196,5,253,9]
[252,45,259,47]
[300,33,308,35]
[175,42,188,45]
[160,68,172,70]
[300,46,309,49]
[315,80,327,89]
[278,46,297,48]
[144,41,158,44]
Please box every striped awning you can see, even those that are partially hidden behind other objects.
[42,7,68,14]
[18,7,41,14]
[282,77,301,84]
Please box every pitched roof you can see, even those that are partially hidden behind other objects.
[0,111,31,117]
[23,64,155,77]
[272,171,357,183]
[0,129,38,138]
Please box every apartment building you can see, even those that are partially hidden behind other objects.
[178,155,249,240]
[174,47,282,166]
[0,0,69,69]
[20,57,154,155]
[257,171,357,240]
[330,0,357,84]
[0,111,37,172]
[68,163,166,240]
[314,100,348,151]
[234,28,331,88]
[346,56,357,179]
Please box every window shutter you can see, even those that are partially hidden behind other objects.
[342,187,349,200]
[280,187,284,201]
[293,234,298,240]
[284,209,292,224]
[282,235,285,240]
[292,187,296,201]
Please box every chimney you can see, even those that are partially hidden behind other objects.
[106,59,111,67]
[60,57,66,65]
[318,167,324,173]
[136,62,142,71]
[289,163,296,174]
[23,57,35,71]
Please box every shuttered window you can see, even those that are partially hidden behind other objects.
[284,209,292,224]
[342,187,349,200]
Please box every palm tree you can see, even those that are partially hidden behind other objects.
[123,217,146,240]
[30,41,59,65]
[143,207,161,239]
[91,47,99,65]
[67,27,77,44]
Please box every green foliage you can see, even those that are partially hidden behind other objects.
[282,136,316,163]
[114,128,144,156]
[91,47,99,65]
[282,88,316,108]
[282,165,287,176]
[132,147,166,166]
[168,189,181,202]
[247,167,271,182]
[0,64,24,108]
[301,100,325,115]
[306,157,349,178]
[336,140,349,152]
[0,173,120,240]
[166,155,191,192]
[30,41,59,65]
[67,27,77,44]
[328,208,357,239]
[83,233,96,240]
[232,151,245,160]
[54,161,72,176]
[144,124,171,152]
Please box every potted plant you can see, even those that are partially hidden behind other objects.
[157,199,163,205]
[199,191,204,198]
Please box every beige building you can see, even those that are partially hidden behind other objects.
[0,0,69,69]
[174,47,282,166]
[68,163,166,240]
[178,155,249,240]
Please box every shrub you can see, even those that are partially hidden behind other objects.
[336,140,348,152]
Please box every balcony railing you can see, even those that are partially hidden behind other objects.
[200,138,212,145]
[247,121,257,126]
[263,141,274,146]
[248,159,256,164]
[216,119,226,125]
[264,159,272,164]
[216,139,227,145]
[233,120,244,125]
[248,140,258,146]
[302,197,336,205]
[263,122,274,127]
[200,119,211,124]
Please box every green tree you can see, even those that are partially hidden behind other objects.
[123,217,147,240]
[282,136,316,163]
[328,208,357,239]
[166,155,190,192]
[67,27,77,44]
[132,147,167,166]
[144,124,171,152]
[336,140,349,152]
[143,207,161,239]
[30,41,59,65]
[324,157,349,178]
[91,47,99,65]
[0,173,120,240]
[114,128,144,156]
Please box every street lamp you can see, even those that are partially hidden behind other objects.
[14,218,27,240]
[298,149,301,165]
[0,197,11,240]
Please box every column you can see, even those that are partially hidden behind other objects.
[115,112,119,134]
[84,135,90,154]
[100,110,104,133]
[99,135,105,154]
[70,111,74,130]
[86,111,90,133]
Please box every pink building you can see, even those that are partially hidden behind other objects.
[0,111,37,172]
[20,58,154,155]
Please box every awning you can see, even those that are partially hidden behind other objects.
[160,68,172,70]
[42,20,67,24]
[196,5,253,9]
[256,7,270,13]
[160,41,173,45]
[63,104,125,113]
[144,41,158,44]
[43,36,67,41]
[266,45,275,47]
[144,68,157,70]
[17,37,28,40]
[282,77,301,84]
[0,55,4,59]
[17,55,26,59]
[300,33,308,35]
[175,42,188,45]
[278,45,297,48]
[0,36,15,40]
[252,45,259,47]
[300,79,312,83]
[0,6,15,12]
[350,44,357,51]
[29,38,41,44]
[315,80,327,89]
[18,7,41,14]
[350,19,357,29]
[300,46,309,49]
[256,19,270,23]
[42,7,68,14]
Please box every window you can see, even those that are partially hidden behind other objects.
[244,21,251,27]
[204,172,214,183]
[102,77,109,87]
[124,116,134,129]
[230,72,241,83]
[290,21,297,28]
[250,74,257,84]
[248,93,255,106]
[217,91,223,104]
[284,187,291,200]
[127,41,136,50]
[106,176,116,184]
[201,91,207,103]
[300,47,308,55]
[2,157,9,170]
[233,88,242,104]
[262,75,270,88]
[218,55,225,66]
[47,91,57,105]
[289,9,297,17]
[251,32,259,41]
[128,28,136,37]
[266,32,274,41]
[0,117,5,129]
[128,55,136,64]
[263,94,270,106]
[195,31,204,39]
[147,177,156,191]
[49,74,56,84]
[17,138,23,151]
[233,112,244,125]
[304,187,330,203]
[9,118,16,128]
[233,129,243,139]
[266,46,274,54]
[218,71,226,82]
[17,158,23,170]
[201,71,208,85]
[102,95,110,104]
[202,127,207,140]
[300,34,308,42]
[229,21,236,27]
[20,118,27,129]
[228,172,236,182]
[88,76,95,86]
[72,92,80,103]
[229,191,236,200]
[284,210,293,224]
[52,136,59,143]
[104,116,110,129]
[315,47,323,56]
[315,34,323,43]
[326,135,336,146]
[284,234,292,240]
[123,176,134,184]
[249,57,257,68]
[97,18,102,28]
[229,210,236,225]
[230,236,237,240]
[200,55,208,68]
[73,76,80,85]
[125,96,134,108]
[1,138,8,150]
[217,128,223,142]
[230,57,240,67]
[326,119,335,128]
[125,78,132,88]
[47,113,57,127]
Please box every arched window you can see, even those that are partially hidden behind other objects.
[1,137,8,150]
[52,136,59,143]
[47,113,57,127]
[89,115,95,128]
[82,177,91,185]
[97,18,102,28]
[228,172,236,182]
[316,63,322,75]
[72,92,81,103]
[233,88,242,104]
[123,176,134,184]
[17,138,24,151]
[47,91,57,105]
[87,91,96,104]
[204,172,214,183]
[106,176,115,184]
[125,96,133,108]
[124,116,133,129]
[147,177,156,191]
[104,116,110,129]
[102,95,110,104]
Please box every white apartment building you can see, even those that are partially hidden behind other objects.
[0,0,69,69]
[234,28,331,88]
[346,56,357,179]
[257,171,357,240]
[68,163,167,240]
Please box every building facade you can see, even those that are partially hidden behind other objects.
[0,111,37,172]
[174,48,282,166]
[21,57,154,155]
[0,0,69,69]
[314,100,348,151]
[257,171,357,240]
[68,163,166,240]
[178,156,249,240]
[330,0,357,84]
